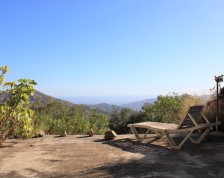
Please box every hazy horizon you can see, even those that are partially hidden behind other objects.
[59,95,156,105]
[58,92,210,105]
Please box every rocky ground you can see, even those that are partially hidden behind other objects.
[0,133,224,178]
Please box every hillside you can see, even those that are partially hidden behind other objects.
[31,90,74,106]
[86,103,123,114]
[31,90,106,116]
[121,98,156,110]
[31,91,124,114]
[32,92,155,113]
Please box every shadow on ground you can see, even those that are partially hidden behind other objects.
[1,134,224,178]
[0,140,18,149]
[70,134,224,178]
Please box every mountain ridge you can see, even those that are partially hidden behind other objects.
[32,91,210,113]
[121,98,157,110]
[85,103,124,114]
[31,90,74,106]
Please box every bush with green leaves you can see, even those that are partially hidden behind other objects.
[0,66,36,141]
[143,95,181,123]
[109,108,135,134]
[142,94,202,124]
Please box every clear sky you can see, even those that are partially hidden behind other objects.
[0,0,224,104]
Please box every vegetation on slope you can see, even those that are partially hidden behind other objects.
[32,97,109,135]
[1,65,223,144]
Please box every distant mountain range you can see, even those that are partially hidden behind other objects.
[121,98,157,110]
[85,98,157,113]
[85,103,123,114]
[86,98,157,113]
[32,91,124,114]
[32,91,210,114]
[32,90,74,106]
[32,91,157,113]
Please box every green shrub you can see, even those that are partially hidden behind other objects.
[0,66,36,140]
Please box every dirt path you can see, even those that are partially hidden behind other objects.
[0,134,224,177]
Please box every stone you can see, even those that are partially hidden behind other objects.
[104,130,117,140]
[87,129,94,137]
[37,130,45,137]
[60,131,67,137]
[0,134,5,145]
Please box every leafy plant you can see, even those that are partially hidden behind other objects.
[109,108,135,134]
[0,66,37,142]
[143,95,181,123]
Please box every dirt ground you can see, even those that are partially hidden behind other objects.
[0,133,224,178]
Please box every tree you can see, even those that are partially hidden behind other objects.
[109,108,134,134]
[143,95,181,123]
[0,66,36,143]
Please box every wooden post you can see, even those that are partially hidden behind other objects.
[214,75,223,132]
[216,80,219,132]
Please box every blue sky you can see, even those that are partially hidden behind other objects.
[0,1,224,104]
